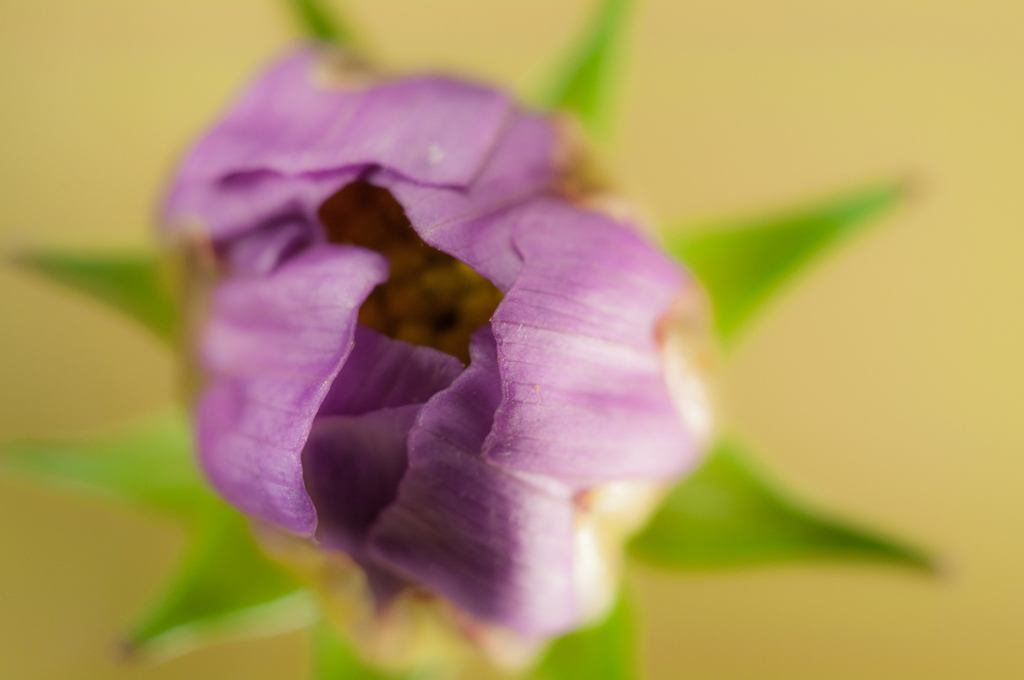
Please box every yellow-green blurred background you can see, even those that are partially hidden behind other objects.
[2,1,1022,678]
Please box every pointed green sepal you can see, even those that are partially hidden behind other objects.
[665,181,906,344]
[13,250,178,343]
[286,0,358,47]
[1,409,210,518]
[311,619,397,680]
[628,438,933,571]
[533,592,636,680]
[2,411,315,658]
[128,509,315,659]
[536,0,633,138]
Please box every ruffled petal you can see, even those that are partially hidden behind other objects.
[197,244,388,535]
[186,53,509,185]
[302,405,419,553]
[171,168,361,245]
[165,50,512,240]
[483,199,700,482]
[317,325,463,417]
[368,329,578,636]
[373,110,557,291]
[303,327,462,560]
[222,216,316,276]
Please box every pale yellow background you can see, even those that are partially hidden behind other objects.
[1,1,1022,678]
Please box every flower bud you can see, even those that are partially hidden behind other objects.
[163,48,713,669]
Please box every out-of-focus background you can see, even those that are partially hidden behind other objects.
[1,1,1022,678]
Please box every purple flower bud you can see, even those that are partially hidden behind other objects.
[164,48,712,658]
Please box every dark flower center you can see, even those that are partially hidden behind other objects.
[319,181,502,365]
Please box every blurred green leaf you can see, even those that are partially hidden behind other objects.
[14,250,178,343]
[536,0,633,138]
[311,620,396,680]
[665,181,906,344]
[129,509,314,658]
[286,0,357,46]
[533,593,635,680]
[628,438,933,571]
[1,409,209,518]
[2,411,314,658]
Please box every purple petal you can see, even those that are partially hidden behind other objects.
[317,325,463,417]
[169,167,362,243]
[373,110,557,290]
[177,51,509,184]
[196,244,388,535]
[482,199,701,482]
[165,50,513,240]
[302,405,419,553]
[368,329,578,636]
[222,216,315,276]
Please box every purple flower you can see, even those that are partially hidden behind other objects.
[164,49,710,647]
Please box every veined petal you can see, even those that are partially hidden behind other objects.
[484,199,700,482]
[317,325,463,417]
[373,111,558,290]
[179,51,509,185]
[165,50,512,240]
[169,168,362,244]
[302,406,419,553]
[197,244,388,535]
[303,327,462,559]
[222,217,316,276]
[368,329,578,636]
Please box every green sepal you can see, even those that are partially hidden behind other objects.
[628,438,933,571]
[1,409,209,518]
[664,181,906,344]
[2,411,313,658]
[285,0,358,47]
[13,250,178,343]
[535,0,633,139]
[310,619,396,680]
[532,593,636,680]
[128,508,315,659]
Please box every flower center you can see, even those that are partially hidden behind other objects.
[320,181,502,365]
